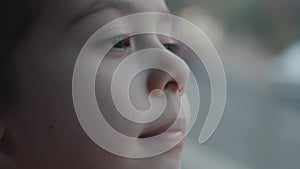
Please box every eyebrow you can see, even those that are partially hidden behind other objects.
[68,0,170,27]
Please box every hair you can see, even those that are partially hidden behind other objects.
[0,0,37,108]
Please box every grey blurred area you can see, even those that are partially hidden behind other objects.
[166,0,300,169]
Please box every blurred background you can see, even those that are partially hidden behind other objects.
[165,0,300,169]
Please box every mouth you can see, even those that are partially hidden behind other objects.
[137,81,188,148]
[138,118,186,147]
[138,118,186,138]
[138,118,187,149]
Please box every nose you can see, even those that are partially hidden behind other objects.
[132,34,190,95]
[130,34,190,138]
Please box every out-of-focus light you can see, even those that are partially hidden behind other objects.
[180,6,225,45]
[273,41,300,85]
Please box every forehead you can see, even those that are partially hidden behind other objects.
[94,0,168,12]
[39,0,168,17]
[36,0,169,29]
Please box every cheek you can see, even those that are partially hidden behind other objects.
[95,56,146,137]
[12,37,104,159]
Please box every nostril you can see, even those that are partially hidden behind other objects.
[164,80,179,92]
[164,81,186,96]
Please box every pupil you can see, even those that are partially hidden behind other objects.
[114,38,130,48]
[164,43,175,50]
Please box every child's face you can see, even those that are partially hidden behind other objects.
[5,0,190,168]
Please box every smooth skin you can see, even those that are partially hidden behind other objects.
[0,0,190,168]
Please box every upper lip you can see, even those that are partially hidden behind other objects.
[139,80,187,138]
[138,118,186,138]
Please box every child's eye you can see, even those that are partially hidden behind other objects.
[111,35,131,52]
[163,43,179,52]
[110,35,178,53]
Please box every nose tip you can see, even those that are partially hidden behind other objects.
[147,50,190,95]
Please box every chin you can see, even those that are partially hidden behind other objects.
[148,148,184,169]
[120,144,184,169]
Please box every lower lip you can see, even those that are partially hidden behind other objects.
[156,131,185,148]
[158,119,187,147]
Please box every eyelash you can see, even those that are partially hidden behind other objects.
[112,37,131,52]
[111,36,178,52]
[163,43,178,51]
